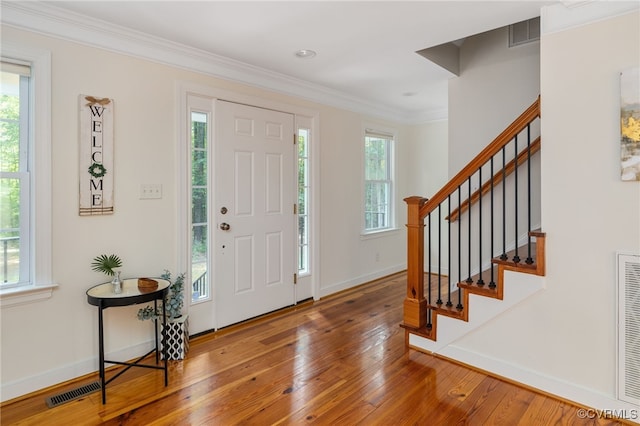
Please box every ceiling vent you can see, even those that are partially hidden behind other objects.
[509,17,540,47]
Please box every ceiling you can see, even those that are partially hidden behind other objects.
[5,1,551,122]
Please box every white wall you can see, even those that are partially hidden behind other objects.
[448,6,640,414]
[404,120,449,198]
[448,25,540,175]
[403,121,450,273]
[0,26,423,401]
[446,24,542,282]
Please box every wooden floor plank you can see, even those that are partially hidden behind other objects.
[0,272,626,426]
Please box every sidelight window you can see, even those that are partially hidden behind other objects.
[190,111,210,301]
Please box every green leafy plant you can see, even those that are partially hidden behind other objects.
[91,254,123,276]
[137,270,185,321]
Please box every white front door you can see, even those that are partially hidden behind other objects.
[215,100,296,328]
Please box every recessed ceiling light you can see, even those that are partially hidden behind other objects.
[295,49,317,59]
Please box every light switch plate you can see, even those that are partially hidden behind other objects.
[140,184,162,199]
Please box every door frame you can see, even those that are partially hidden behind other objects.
[177,82,320,333]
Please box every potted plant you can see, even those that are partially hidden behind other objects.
[137,270,189,360]
[91,254,123,293]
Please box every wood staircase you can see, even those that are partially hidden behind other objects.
[401,97,544,347]
[402,231,545,341]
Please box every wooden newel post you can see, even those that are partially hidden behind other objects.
[403,196,428,329]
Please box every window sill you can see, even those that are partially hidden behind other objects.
[0,283,58,308]
[360,227,400,240]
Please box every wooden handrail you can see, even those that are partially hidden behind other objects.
[447,137,541,222]
[418,96,540,220]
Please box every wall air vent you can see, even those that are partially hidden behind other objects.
[617,252,640,405]
[509,17,540,47]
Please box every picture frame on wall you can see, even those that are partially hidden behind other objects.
[620,68,640,182]
[79,95,114,215]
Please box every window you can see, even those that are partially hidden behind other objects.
[297,127,310,275]
[0,61,30,288]
[0,47,54,305]
[363,129,394,233]
[190,110,210,302]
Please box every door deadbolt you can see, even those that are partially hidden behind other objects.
[220,207,228,215]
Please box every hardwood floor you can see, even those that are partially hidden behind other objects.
[1,272,627,425]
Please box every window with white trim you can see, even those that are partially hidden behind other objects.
[1,61,31,288]
[363,129,394,233]
[0,48,55,305]
[297,127,310,275]
[190,110,211,302]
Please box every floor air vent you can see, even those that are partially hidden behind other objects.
[617,253,640,405]
[45,381,101,408]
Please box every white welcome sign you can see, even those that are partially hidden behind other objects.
[79,95,114,215]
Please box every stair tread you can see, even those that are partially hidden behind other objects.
[459,281,500,298]
[400,323,435,340]
[492,241,539,269]
[430,300,465,320]
[410,233,545,340]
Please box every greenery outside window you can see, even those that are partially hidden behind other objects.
[363,129,394,234]
[1,62,31,288]
[190,111,210,302]
[297,128,310,275]
[0,47,55,306]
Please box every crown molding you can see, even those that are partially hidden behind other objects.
[1,1,445,124]
[542,0,639,35]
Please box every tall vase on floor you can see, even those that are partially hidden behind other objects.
[161,315,189,360]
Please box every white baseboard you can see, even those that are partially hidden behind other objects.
[318,263,406,298]
[437,345,640,424]
[0,340,155,403]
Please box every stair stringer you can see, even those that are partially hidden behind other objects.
[407,270,545,354]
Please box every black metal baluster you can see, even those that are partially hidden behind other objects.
[428,212,432,304]
[489,157,496,289]
[457,185,463,310]
[526,124,534,265]
[466,177,473,283]
[446,196,452,307]
[477,167,484,286]
[427,212,432,329]
[513,135,520,264]
[437,206,443,306]
[500,146,508,261]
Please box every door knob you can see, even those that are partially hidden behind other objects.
[220,223,231,231]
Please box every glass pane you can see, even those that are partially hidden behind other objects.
[191,113,207,149]
[0,177,20,284]
[191,224,208,300]
[298,187,306,214]
[192,188,207,224]
[365,181,389,230]
[299,243,308,273]
[298,215,307,245]
[298,131,306,156]
[297,128,310,273]
[0,72,21,173]
[364,137,389,181]
[192,149,207,186]
[298,158,307,186]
